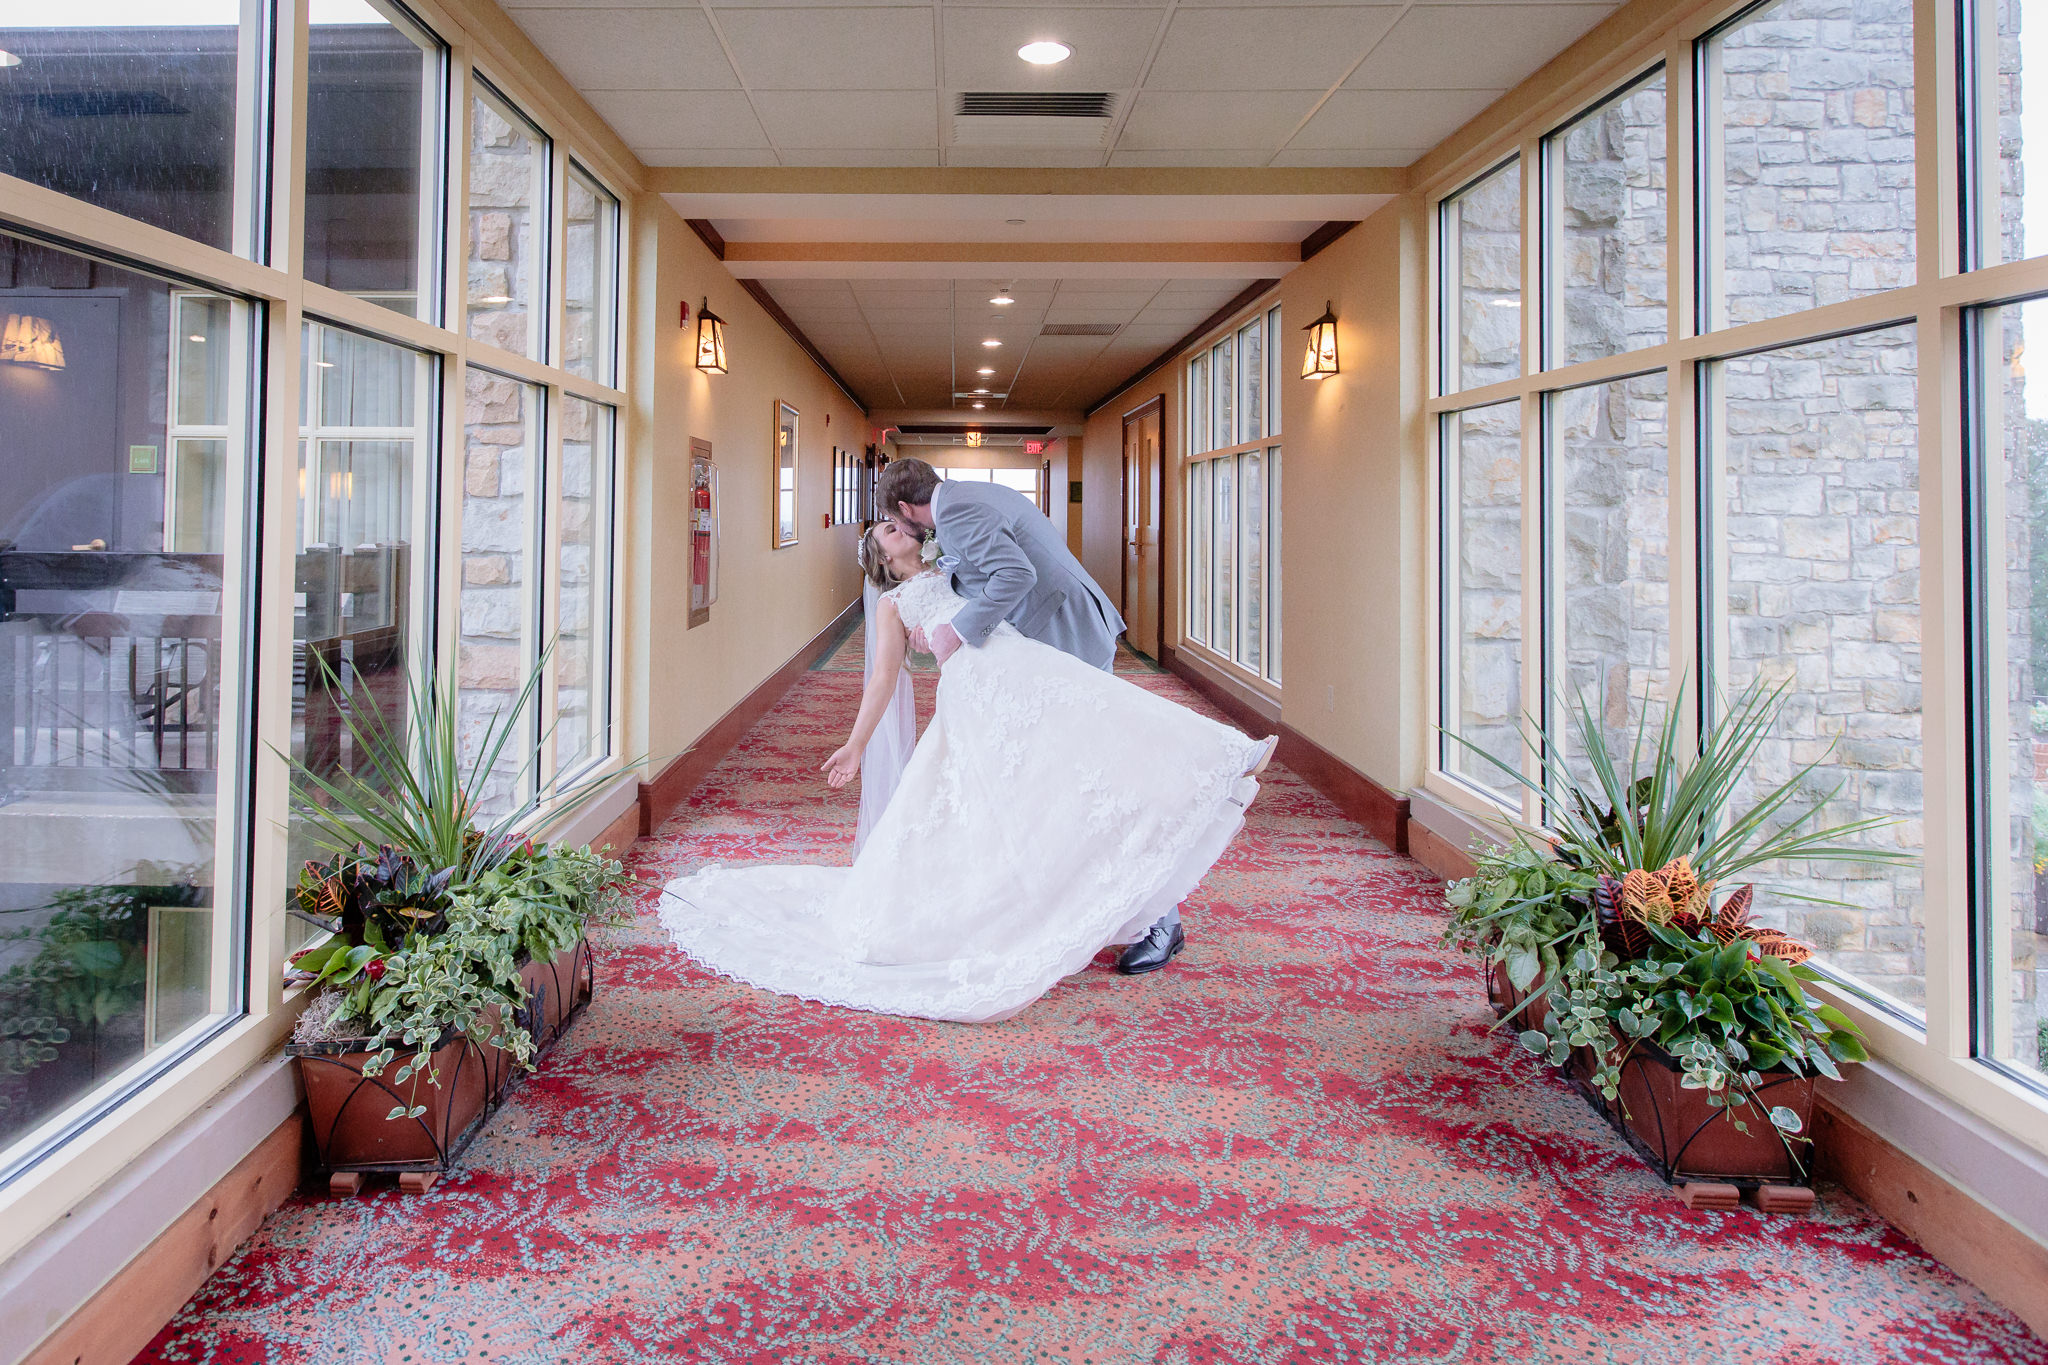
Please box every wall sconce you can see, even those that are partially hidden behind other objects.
[1301,301,1339,380]
[1,314,65,370]
[965,431,983,447]
[695,299,727,374]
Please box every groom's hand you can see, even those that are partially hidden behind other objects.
[907,625,931,654]
[928,623,962,664]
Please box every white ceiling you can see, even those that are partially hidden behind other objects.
[759,275,1264,409]
[504,0,1622,413]
[502,1,1622,169]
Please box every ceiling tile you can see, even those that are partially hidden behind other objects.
[1345,4,1616,90]
[1145,7,1402,91]
[1058,278,1171,293]
[780,149,944,166]
[940,9,1166,90]
[713,8,937,89]
[507,9,737,90]
[1104,148,1272,167]
[1268,146,1425,166]
[1118,91,1322,150]
[586,90,770,146]
[637,147,782,164]
[751,91,940,148]
[1290,87,1501,149]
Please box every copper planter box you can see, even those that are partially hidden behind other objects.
[294,1030,495,1176]
[1595,1042,1817,1187]
[1486,966,1817,1191]
[291,936,593,1181]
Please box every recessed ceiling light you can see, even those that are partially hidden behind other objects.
[0,49,21,68]
[975,388,989,394]
[187,334,206,343]
[1018,40,1071,64]
[972,402,986,409]
[982,338,1002,348]
[990,294,1014,306]
[977,367,995,375]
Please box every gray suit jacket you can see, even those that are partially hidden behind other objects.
[933,479,1126,671]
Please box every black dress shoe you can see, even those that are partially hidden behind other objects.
[1116,922,1186,975]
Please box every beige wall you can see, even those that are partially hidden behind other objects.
[627,199,867,776]
[1080,206,1424,792]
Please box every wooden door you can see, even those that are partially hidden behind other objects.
[1120,396,1164,658]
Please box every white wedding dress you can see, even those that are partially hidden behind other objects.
[658,570,1265,1023]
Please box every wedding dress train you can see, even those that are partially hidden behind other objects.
[658,571,1264,1022]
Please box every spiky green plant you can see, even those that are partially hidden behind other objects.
[1451,674,1912,895]
[283,646,608,892]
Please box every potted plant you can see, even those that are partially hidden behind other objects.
[1443,678,1911,1207]
[282,656,628,1193]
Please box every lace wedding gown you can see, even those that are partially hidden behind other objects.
[658,570,1265,1022]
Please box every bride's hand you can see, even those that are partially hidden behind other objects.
[821,744,860,788]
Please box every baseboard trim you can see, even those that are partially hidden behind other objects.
[8,1058,303,1365]
[640,600,859,837]
[22,1115,301,1365]
[1157,646,1409,854]
[1817,1097,2048,1338]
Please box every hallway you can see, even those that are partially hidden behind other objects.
[139,666,2045,1364]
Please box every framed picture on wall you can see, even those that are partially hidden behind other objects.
[773,399,799,548]
[689,439,717,628]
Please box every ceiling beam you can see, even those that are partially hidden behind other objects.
[723,241,1298,270]
[647,167,1412,198]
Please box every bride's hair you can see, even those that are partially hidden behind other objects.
[858,524,906,589]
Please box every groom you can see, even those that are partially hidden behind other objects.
[876,458,1185,975]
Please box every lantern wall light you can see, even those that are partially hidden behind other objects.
[695,298,727,374]
[1301,302,1339,379]
[0,314,65,370]
[965,431,984,447]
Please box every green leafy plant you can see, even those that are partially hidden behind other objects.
[282,649,634,1119]
[1442,677,1912,1159]
[292,841,629,1117]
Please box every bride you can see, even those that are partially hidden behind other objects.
[658,519,1274,1023]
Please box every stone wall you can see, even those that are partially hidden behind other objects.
[459,367,536,818]
[1719,322,1924,1004]
[466,94,539,357]
[1556,71,1668,363]
[1714,0,1917,327]
[1450,400,1524,801]
[1554,372,1670,782]
[1454,163,1521,392]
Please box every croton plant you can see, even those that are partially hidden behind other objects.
[1444,677,1910,1151]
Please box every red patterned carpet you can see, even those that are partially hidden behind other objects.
[140,669,2047,1364]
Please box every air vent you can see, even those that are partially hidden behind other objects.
[1039,323,1122,337]
[951,92,1117,148]
[957,92,1115,118]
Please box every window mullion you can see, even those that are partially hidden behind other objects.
[1924,298,1969,1059]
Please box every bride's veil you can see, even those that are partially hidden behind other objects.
[855,574,917,853]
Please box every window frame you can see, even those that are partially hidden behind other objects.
[0,0,636,1228]
[1183,293,1284,692]
[1420,0,2048,1152]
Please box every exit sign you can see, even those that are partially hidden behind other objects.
[1024,440,1045,455]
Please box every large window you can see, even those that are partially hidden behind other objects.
[305,0,445,320]
[0,230,254,1167]
[0,4,252,252]
[1429,0,2048,1133]
[0,7,625,1192]
[1185,304,1283,687]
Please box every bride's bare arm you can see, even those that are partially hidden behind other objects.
[822,595,910,787]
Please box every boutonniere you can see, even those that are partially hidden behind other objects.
[919,533,941,565]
